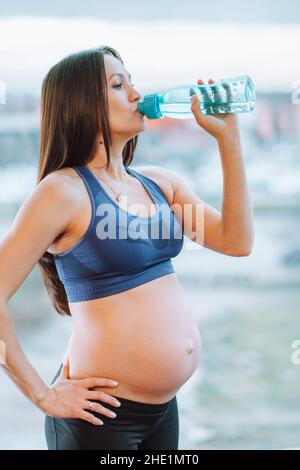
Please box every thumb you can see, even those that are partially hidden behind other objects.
[190,93,204,122]
[191,93,199,108]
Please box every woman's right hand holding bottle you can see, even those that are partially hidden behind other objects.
[37,358,121,426]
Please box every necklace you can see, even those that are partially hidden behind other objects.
[90,165,127,202]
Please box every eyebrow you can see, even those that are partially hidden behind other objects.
[109,72,132,81]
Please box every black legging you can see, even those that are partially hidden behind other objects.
[44,363,179,450]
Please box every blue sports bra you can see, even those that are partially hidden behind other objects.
[53,164,184,302]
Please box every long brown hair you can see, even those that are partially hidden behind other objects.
[37,45,139,316]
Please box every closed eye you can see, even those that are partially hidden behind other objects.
[114,83,135,89]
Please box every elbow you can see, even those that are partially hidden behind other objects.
[229,241,254,257]
[225,239,254,257]
[225,228,255,257]
[232,247,252,257]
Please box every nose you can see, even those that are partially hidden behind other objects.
[132,92,142,111]
[134,89,141,102]
[128,83,141,109]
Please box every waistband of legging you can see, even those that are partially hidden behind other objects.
[107,393,175,412]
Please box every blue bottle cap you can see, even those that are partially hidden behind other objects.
[137,93,162,119]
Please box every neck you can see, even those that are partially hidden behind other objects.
[87,158,127,183]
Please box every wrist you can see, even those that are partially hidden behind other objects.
[217,129,241,147]
[34,384,51,412]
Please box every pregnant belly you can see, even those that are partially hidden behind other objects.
[67,276,202,403]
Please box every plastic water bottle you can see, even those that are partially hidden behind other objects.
[137,75,255,119]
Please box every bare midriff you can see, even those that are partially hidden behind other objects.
[66,273,202,405]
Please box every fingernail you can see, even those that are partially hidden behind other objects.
[112,381,118,385]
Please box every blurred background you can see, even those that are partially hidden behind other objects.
[0,0,300,450]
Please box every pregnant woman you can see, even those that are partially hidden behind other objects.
[0,45,254,450]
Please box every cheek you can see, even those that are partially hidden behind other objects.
[109,94,132,116]
[108,108,132,132]
[108,97,129,120]
[109,91,127,108]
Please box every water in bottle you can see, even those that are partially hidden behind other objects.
[137,75,255,119]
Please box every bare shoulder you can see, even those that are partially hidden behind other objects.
[37,166,85,205]
[33,167,84,235]
[41,166,79,189]
[130,164,176,205]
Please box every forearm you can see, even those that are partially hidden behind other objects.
[217,131,255,254]
[0,301,49,411]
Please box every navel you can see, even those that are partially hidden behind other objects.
[186,338,195,354]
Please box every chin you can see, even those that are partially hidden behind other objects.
[134,124,147,135]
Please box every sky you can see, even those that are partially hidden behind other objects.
[0,1,299,96]
[1,0,300,22]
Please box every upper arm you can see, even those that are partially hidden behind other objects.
[139,164,229,255]
[166,168,230,255]
[146,165,233,256]
[0,174,77,303]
